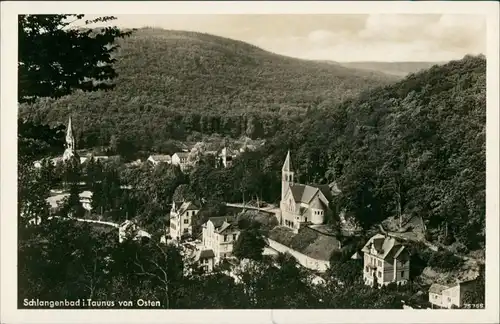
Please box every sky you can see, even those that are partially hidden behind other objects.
[90,14,486,62]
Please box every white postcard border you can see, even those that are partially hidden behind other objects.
[1,1,499,324]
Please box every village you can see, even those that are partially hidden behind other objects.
[31,116,484,310]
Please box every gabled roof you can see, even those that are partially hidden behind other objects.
[361,234,408,260]
[220,147,239,157]
[351,251,362,260]
[173,152,189,158]
[172,201,183,209]
[218,221,234,234]
[149,154,171,162]
[268,226,340,261]
[207,216,236,232]
[178,201,199,215]
[119,219,137,229]
[288,184,333,205]
[79,191,93,199]
[429,283,450,294]
[195,248,215,261]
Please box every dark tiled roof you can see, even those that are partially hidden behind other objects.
[289,184,333,204]
[361,234,408,260]
[174,152,189,158]
[208,216,235,229]
[315,184,334,203]
[268,226,340,261]
[198,249,215,259]
[429,283,449,294]
[178,201,199,215]
[150,154,171,162]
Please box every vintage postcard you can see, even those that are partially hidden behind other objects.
[1,1,499,324]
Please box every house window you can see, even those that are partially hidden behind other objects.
[184,218,189,224]
[305,217,308,222]
[401,271,404,277]
[378,260,382,267]
[232,234,237,241]
[365,266,369,272]
[377,271,382,278]
[224,235,228,242]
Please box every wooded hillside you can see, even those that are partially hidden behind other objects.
[19,28,396,150]
[261,54,486,250]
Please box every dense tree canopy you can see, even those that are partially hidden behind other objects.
[18,15,133,104]
[19,28,397,149]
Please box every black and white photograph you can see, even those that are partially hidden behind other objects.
[1,1,499,324]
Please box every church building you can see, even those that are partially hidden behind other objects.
[62,116,79,163]
[279,151,334,233]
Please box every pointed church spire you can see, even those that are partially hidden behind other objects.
[282,150,292,172]
[66,115,74,144]
[63,114,76,162]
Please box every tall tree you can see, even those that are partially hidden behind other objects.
[233,223,266,261]
[18,15,133,104]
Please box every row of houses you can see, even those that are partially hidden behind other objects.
[167,200,243,273]
[147,146,244,171]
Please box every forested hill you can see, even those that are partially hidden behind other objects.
[259,54,485,250]
[337,61,446,77]
[19,28,397,150]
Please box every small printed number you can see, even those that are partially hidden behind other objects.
[463,303,484,309]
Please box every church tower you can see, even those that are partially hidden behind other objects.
[62,115,77,162]
[66,115,75,151]
[281,150,294,201]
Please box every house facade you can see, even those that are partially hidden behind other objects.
[194,249,216,273]
[79,191,93,211]
[171,152,191,171]
[219,147,239,168]
[361,234,410,287]
[147,154,172,166]
[169,201,199,241]
[279,151,334,233]
[202,216,240,263]
[429,280,478,309]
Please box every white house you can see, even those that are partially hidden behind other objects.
[429,279,478,309]
[202,216,240,263]
[45,190,93,213]
[194,249,216,273]
[79,191,93,211]
[219,147,239,168]
[118,220,151,243]
[169,201,199,241]
[147,154,172,166]
[361,234,410,288]
[171,152,191,171]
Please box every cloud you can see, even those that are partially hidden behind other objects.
[108,14,486,62]
[253,14,486,62]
